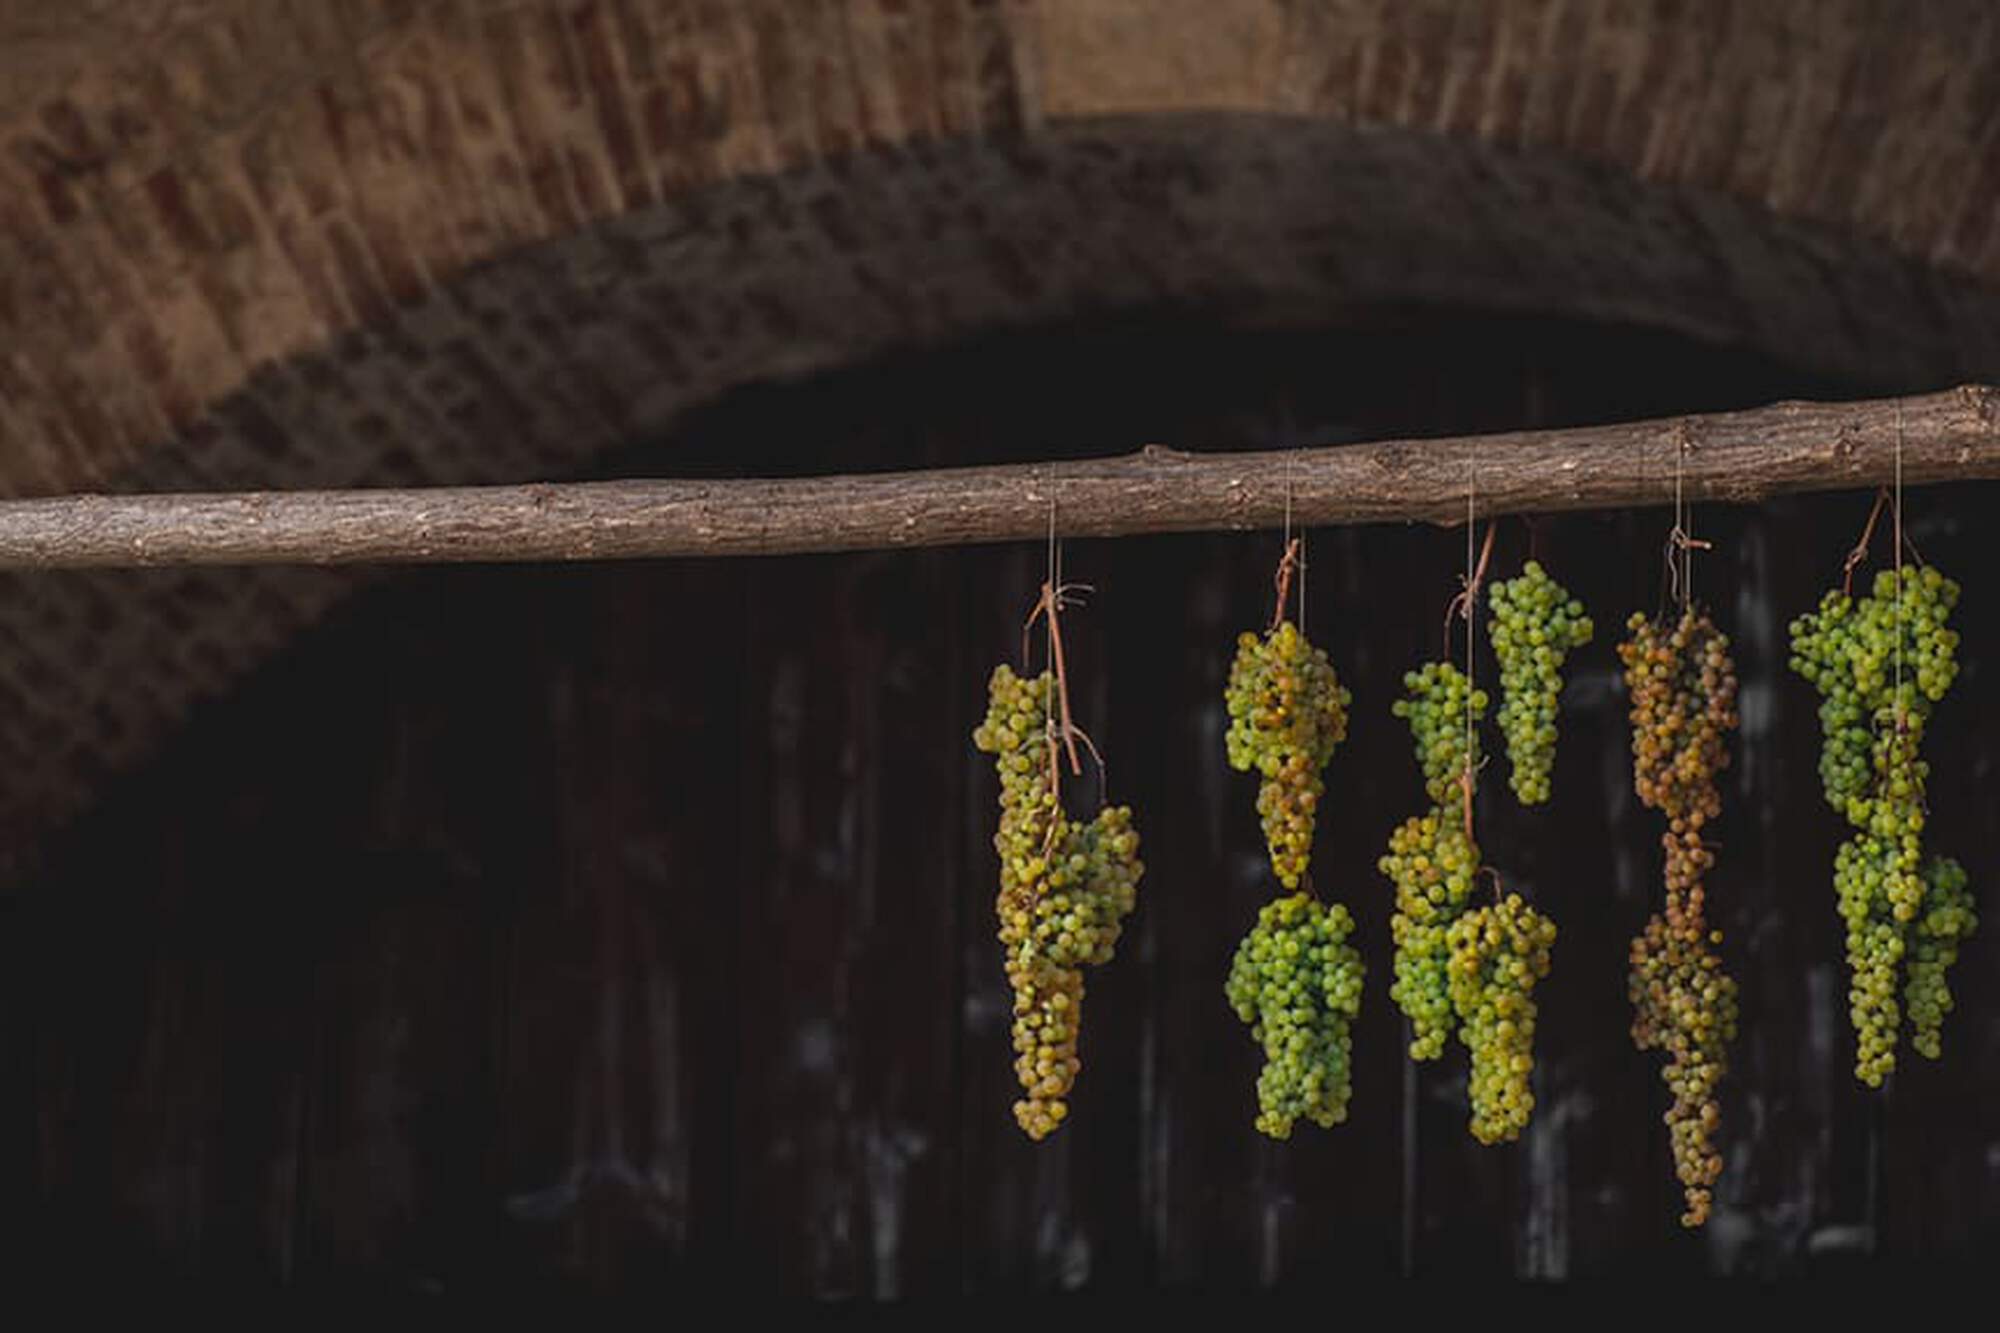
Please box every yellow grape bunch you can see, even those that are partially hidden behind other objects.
[1382,809,1478,1060]
[1224,620,1352,888]
[1445,892,1557,1145]
[973,665,1144,1139]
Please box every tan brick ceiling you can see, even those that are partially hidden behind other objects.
[0,0,1998,867]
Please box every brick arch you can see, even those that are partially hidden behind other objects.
[2,0,2000,862]
[4,0,1999,497]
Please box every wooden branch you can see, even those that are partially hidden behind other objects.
[0,386,1993,569]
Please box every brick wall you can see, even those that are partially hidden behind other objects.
[0,0,1998,863]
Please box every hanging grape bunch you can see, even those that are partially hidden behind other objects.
[1445,890,1558,1144]
[1489,561,1594,805]
[1395,661,1488,806]
[1220,539,1370,1139]
[1907,856,1976,1058]
[1225,618,1353,887]
[1790,562,1975,1085]
[1619,608,1741,1226]
[1224,892,1367,1137]
[1382,662,1486,1059]
[1382,564,1558,1144]
[973,662,1144,1139]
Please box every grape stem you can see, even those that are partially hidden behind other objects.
[1441,522,1498,657]
[1443,521,1496,842]
[1842,487,1927,594]
[1842,489,1890,596]
[1269,537,1303,634]
[1024,580,1085,780]
[1663,525,1713,612]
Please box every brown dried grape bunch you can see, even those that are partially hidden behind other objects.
[1626,839,1737,1226]
[1225,620,1352,887]
[974,664,1144,1139]
[1618,608,1741,1226]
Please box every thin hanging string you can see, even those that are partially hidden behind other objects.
[1026,489,1102,814]
[1298,526,1308,635]
[1676,432,1689,611]
[1282,452,1294,552]
[1269,454,1306,634]
[1463,442,1477,845]
[1894,403,1904,731]
[1044,493,1060,813]
[1663,422,1711,616]
[1046,491,1057,726]
[1286,452,1306,634]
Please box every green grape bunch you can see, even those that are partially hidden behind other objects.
[1907,855,1976,1058]
[1445,892,1558,1145]
[1791,565,1960,814]
[1391,661,1488,807]
[1225,892,1367,1137]
[1789,564,1976,1085]
[1488,561,1594,805]
[1619,608,1741,1227]
[974,664,1145,1139]
[1382,810,1478,1059]
[1224,620,1353,887]
[1384,656,1558,1142]
[1382,663,1489,1057]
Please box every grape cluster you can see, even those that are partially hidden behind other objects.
[1382,664,1488,1057]
[1489,562,1595,804]
[1445,892,1558,1145]
[1789,565,1976,1084]
[1225,620,1353,887]
[1618,608,1741,1226]
[1384,660,1558,1141]
[1792,566,1960,814]
[1382,810,1478,1058]
[973,664,1144,1138]
[1392,662,1488,806]
[1908,855,1975,1058]
[1225,892,1367,1137]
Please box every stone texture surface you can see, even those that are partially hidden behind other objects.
[0,0,1998,859]
[3,0,1999,500]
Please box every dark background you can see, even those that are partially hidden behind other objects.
[6,310,1996,1293]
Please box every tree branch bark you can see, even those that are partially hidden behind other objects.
[0,386,1993,568]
